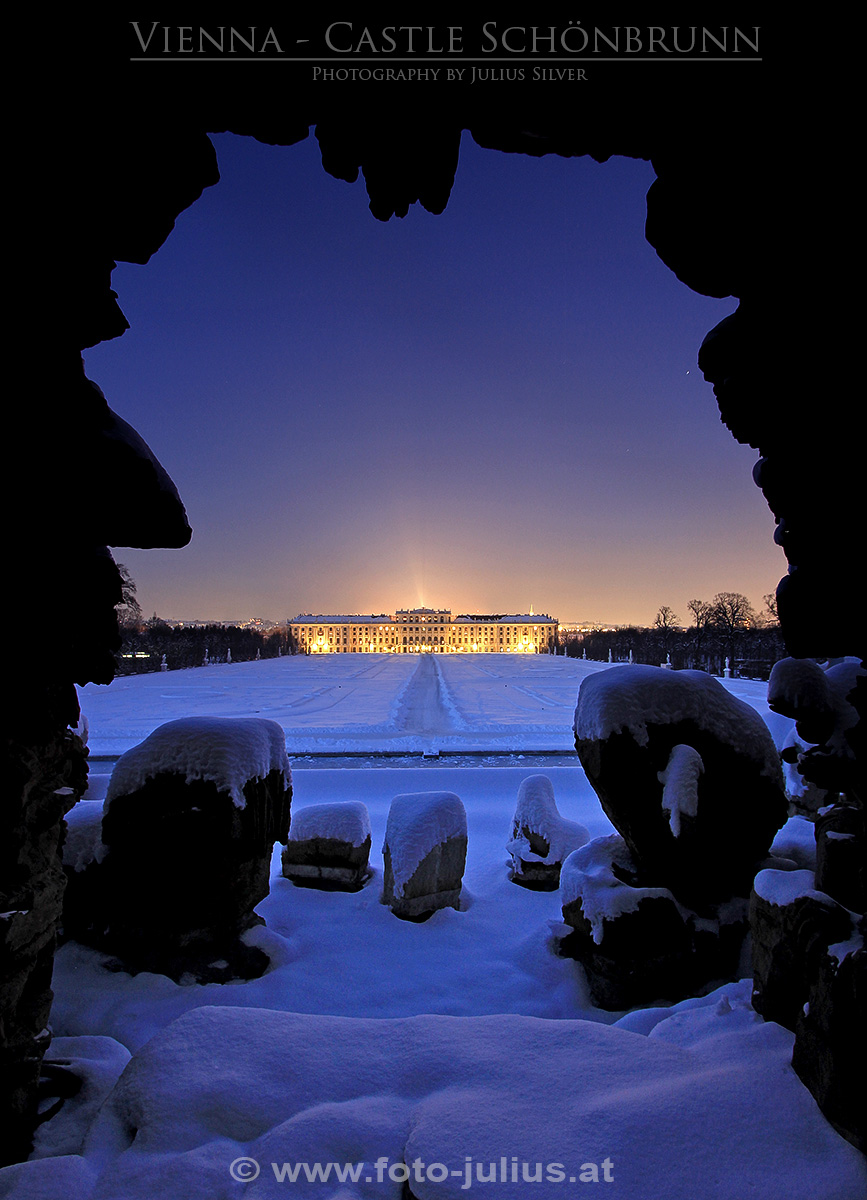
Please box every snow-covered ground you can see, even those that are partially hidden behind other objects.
[77,653,795,757]
[3,657,863,1199]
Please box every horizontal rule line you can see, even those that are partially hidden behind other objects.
[129,56,761,64]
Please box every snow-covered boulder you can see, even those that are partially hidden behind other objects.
[104,716,291,811]
[573,666,787,907]
[382,791,467,920]
[281,801,371,890]
[770,815,818,872]
[769,656,864,799]
[560,835,748,1010]
[750,866,865,1149]
[92,717,292,981]
[507,774,589,888]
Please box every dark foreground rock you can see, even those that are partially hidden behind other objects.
[507,773,589,889]
[751,866,865,1151]
[67,718,291,981]
[1,725,88,1166]
[560,835,748,1010]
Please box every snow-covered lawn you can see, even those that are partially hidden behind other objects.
[77,653,794,756]
[3,657,863,1199]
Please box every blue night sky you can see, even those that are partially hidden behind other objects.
[84,130,784,625]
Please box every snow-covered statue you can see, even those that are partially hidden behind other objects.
[560,665,787,1008]
[507,774,589,889]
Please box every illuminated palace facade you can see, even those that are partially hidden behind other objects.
[290,608,558,654]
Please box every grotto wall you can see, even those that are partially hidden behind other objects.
[3,12,861,1162]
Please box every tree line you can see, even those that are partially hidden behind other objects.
[114,570,783,680]
[114,567,297,674]
[563,592,786,679]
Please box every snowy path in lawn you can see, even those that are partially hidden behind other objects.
[393,655,463,735]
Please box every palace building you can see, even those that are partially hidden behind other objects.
[289,607,558,654]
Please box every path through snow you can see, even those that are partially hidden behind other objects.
[393,654,462,735]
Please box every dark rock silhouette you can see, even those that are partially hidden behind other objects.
[61,719,292,984]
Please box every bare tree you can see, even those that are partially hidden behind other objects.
[759,591,780,626]
[685,598,714,668]
[654,605,680,661]
[655,605,680,630]
[687,598,713,628]
[709,592,757,665]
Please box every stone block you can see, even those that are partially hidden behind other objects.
[815,802,865,913]
[382,792,467,921]
[282,801,371,890]
[749,868,851,1031]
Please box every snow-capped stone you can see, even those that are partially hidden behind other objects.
[750,867,853,1032]
[282,801,372,890]
[770,816,818,872]
[573,665,787,906]
[507,773,589,888]
[560,835,749,1010]
[89,718,292,980]
[560,835,680,944]
[382,792,467,920]
[575,665,781,772]
[105,716,291,810]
